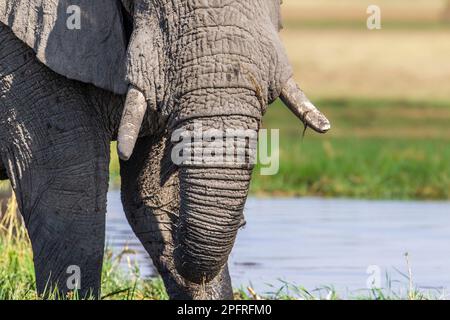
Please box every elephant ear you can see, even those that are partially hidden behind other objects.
[0,0,128,94]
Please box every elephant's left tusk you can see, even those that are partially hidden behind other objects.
[117,86,148,161]
[280,77,331,133]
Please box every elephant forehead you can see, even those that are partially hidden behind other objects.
[161,0,274,29]
[0,0,128,94]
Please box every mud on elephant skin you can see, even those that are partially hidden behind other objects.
[0,0,330,299]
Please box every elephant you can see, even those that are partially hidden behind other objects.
[0,0,330,299]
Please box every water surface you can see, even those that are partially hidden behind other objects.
[106,191,450,296]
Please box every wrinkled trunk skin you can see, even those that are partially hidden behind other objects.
[120,107,259,298]
[121,114,257,298]
[172,114,258,285]
[121,133,234,299]
[175,153,253,283]
[0,23,123,298]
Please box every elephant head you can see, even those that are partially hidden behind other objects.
[117,0,330,284]
[117,0,330,160]
[1,0,330,292]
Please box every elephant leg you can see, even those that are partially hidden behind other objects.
[0,25,112,297]
[0,159,7,180]
[120,134,234,300]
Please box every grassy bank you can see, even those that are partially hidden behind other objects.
[282,0,448,28]
[281,29,450,101]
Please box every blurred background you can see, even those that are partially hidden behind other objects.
[251,0,450,199]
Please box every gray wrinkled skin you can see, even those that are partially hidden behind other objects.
[0,0,128,93]
[0,24,124,297]
[0,0,307,299]
[127,0,292,125]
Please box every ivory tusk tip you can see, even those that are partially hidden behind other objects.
[117,133,138,161]
[305,111,331,134]
[117,144,133,161]
[118,153,131,161]
[117,86,148,161]
[315,116,331,133]
[280,77,331,134]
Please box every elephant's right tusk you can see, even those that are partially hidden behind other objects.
[280,77,331,133]
[117,86,148,161]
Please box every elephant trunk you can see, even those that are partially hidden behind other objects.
[171,112,257,284]
[175,165,251,284]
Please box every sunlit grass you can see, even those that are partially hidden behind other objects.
[283,19,450,31]
[0,195,168,300]
[0,181,10,195]
[281,29,450,101]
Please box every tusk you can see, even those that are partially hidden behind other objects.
[280,77,331,133]
[117,86,148,161]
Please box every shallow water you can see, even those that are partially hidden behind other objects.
[106,191,450,296]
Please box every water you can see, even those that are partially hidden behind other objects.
[106,191,450,297]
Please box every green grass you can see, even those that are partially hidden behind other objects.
[109,142,121,190]
[250,99,450,200]
[0,196,168,300]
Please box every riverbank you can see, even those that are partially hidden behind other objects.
[1,195,449,300]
